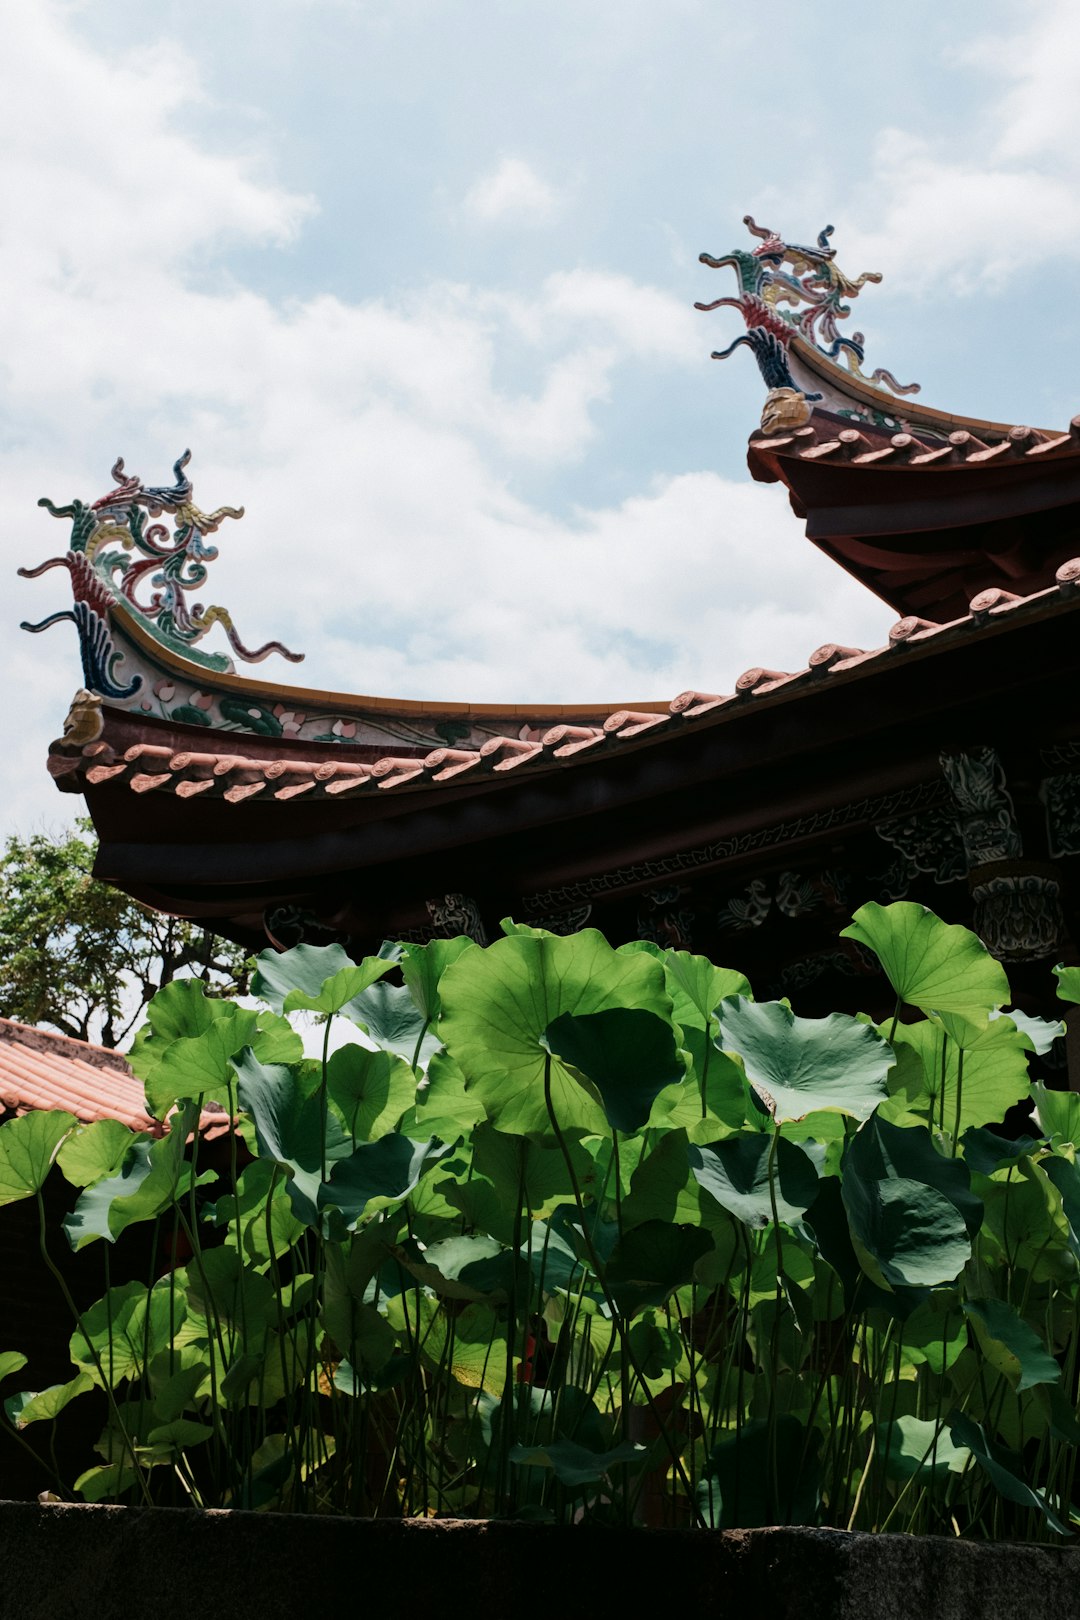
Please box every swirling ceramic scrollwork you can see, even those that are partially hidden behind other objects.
[19,453,303,699]
[696,216,919,419]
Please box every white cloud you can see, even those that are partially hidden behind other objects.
[839,3,1080,295]
[462,156,559,225]
[1,3,895,839]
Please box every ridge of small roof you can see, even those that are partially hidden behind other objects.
[0,1016,230,1138]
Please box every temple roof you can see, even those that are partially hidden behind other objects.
[693,218,1080,623]
[38,548,1080,951]
[21,217,1080,961]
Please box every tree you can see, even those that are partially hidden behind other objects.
[0,818,250,1047]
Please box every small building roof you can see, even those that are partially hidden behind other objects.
[0,1017,229,1138]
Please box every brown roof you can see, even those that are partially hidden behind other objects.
[0,1018,229,1138]
[747,409,1080,623]
[47,554,1080,811]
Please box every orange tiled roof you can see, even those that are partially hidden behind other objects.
[0,1018,228,1138]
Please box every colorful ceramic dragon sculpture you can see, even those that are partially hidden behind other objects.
[695,216,919,418]
[19,453,303,700]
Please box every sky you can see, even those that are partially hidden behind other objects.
[5,0,1080,839]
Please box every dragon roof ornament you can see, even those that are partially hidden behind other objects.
[696,216,920,435]
[19,452,302,701]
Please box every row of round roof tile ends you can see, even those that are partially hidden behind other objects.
[53,558,1080,804]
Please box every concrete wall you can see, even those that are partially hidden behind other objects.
[1,1503,1078,1620]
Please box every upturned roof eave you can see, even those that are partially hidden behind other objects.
[117,602,668,723]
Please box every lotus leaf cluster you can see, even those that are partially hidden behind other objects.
[1,903,1078,1538]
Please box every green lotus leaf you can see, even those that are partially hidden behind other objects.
[543,1007,688,1133]
[131,988,300,1114]
[139,977,240,1042]
[234,1049,353,1225]
[343,981,443,1068]
[881,1414,971,1482]
[622,1128,738,1239]
[249,1012,304,1066]
[323,1309,397,1382]
[1041,1153,1080,1255]
[321,1230,398,1362]
[182,1247,277,1342]
[697,1415,820,1528]
[527,1219,594,1298]
[144,1011,259,1116]
[469,1123,600,1225]
[714,997,891,1123]
[841,901,1009,1014]
[848,1115,982,1235]
[509,1437,648,1488]
[662,951,752,1028]
[628,1311,689,1382]
[402,1050,486,1140]
[326,1043,416,1142]
[994,1007,1063,1054]
[979,1158,1076,1282]
[963,1299,1061,1392]
[407,1298,514,1395]
[688,1133,820,1229]
[742,1232,817,1309]
[64,1102,202,1250]
[898,1296,968,1373]
[960,1127,1041,1176]
[321,1135,452,1232]
[842,1117,977,1289]
[1034,1383,1080,1447]
[438,930,672,1139]
[1053,964,1080,1005]
[604,1218,713,1314]
[148,1360,212,1424]
[75,1463,137,1503]
[399,936,477,1022]
[56,1120,134,1188]
[146,1419,214,1453]
[802,1174,888,1314]
[70,1278,174,1387]
[251,942,393,1016]
[203,1159,306,1271]
[392,1233,522,1303]
[0,1352,28,1387]
[0,1109,76,1206]
[646,1030,748,1135]
[948,1412,1070,1536]
[4,1372,94,1430]
[888,1016,1032,1133]
[1033,1082,1080,1148]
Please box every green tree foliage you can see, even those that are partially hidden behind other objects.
[0,818,249,1046]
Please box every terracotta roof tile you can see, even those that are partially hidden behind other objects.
[968,588,1025,623]
[735,667,802,695]
[767,413,1080,472]
[0,1019,235,1140]
[551,731,608,759]
[808,643,865,673]
[888,616,947,647]
[49,553,1080,813]
[540,724,603,749]
[669,690,734,717]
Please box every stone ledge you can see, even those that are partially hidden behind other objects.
[1,1502,1078,1620]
